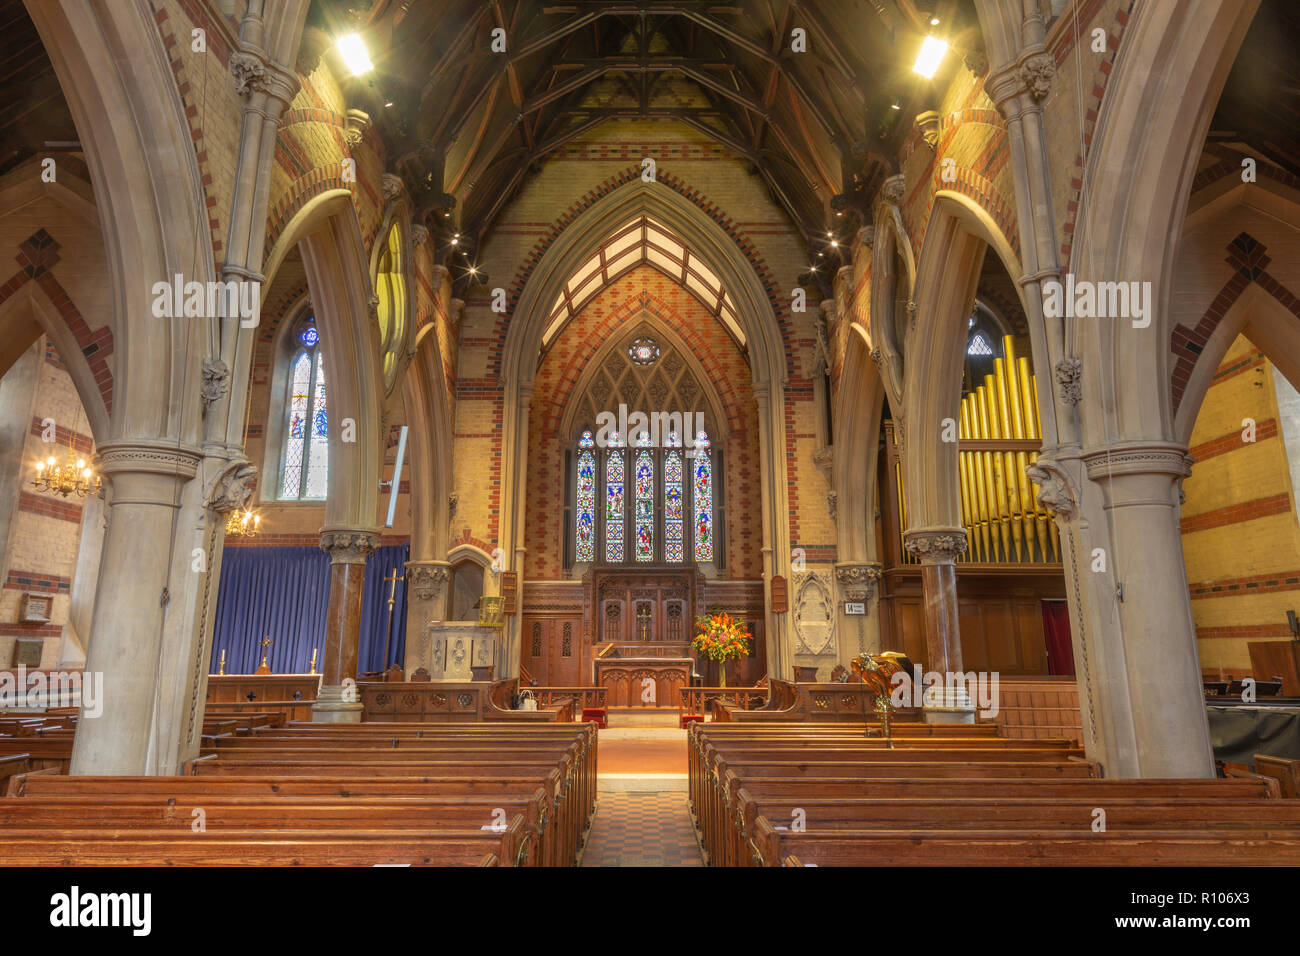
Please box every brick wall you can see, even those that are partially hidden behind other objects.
[0,337,98,668]
[1181,335,1300,671]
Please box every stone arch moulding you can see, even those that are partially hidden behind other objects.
[369,198,418,399]
[1069,0,1259,448]
[902,190,1026,532]
[0,281,112,444]
[1171,180,1300,444]
[499,177,793,679]
[278,192,385,534]
[833,325,884,566]
[555,309,732,445]
[403,325,454,564]
[869,201,914,413]
[1174,285,1300,448]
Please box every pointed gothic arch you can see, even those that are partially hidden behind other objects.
[499,178,794,678]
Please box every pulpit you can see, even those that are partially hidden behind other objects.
[422,622,499,680]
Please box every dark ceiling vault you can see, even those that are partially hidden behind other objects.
[314,0,981,272]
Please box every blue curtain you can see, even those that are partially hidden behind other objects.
[358,543,409,674]
[211,544,408,676]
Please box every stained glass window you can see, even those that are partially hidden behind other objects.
[575,431,596,562]
[280,317,328,500]
[605,436,625,562]
[574,427,714,566]
[664,448,684,562]
[634,448,654,561]
[693,431,713,561]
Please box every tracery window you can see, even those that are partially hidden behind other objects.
[565,327,721,567]
[280,314,328,500]
[573,426,715,566]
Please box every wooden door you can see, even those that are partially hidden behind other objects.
[522,617,581,686]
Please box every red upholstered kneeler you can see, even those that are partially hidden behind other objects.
[680,714,704,729]
[582,707,607,729]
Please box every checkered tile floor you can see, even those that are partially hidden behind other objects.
[579,792,705,867]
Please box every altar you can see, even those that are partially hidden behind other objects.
[594,642,693,708]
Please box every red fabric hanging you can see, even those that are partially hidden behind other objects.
[1041,600,1075,676]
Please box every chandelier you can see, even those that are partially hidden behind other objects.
[224,507,261,538]
[32,451,101,499]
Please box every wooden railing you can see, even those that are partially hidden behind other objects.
[679,686,767,717]
[529,687,607,712]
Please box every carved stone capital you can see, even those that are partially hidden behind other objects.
[406,561,452,603]
[319,528,380,564]
[95,440,202,481]
[857,224,875,249]
[834,562,882,603]
[826,490,837,518]
[382,173,405,203]
[903,529,968,565]
[964,48,989,77]
[882,174,906,205]
[449,298,466,325]
[207,459,257,514]
[429,264,450,287]
[411,225,429,246]
[201,358,229,410]
[1055,357,1082,405]
[915,110,942,149]
[344,109,370,147]
[1081,442,1194,482]
[1026,457,1078,521]
[229,52,267,97]
[1020,53,1055,101]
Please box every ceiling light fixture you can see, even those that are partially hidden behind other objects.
[913,36,948,79]
[337,34,373,76]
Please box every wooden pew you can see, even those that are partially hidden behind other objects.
[758,821,1300,866]
[1256,755,1300,798]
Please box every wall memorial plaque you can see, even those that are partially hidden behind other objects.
[770,575,788,614]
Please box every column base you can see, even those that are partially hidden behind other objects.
[311,684,364,723]
[923,706,976,725]
[923,687,975,724]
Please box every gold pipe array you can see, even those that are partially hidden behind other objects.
[951,334,1059,564]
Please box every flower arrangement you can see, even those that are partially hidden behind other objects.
[691,611,751,686]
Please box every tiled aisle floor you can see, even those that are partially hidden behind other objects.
[579,792,705,867]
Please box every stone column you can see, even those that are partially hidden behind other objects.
[70,441,201,774]
[834,562,883,660]
[903,528,974,723]
[313,528,379,722]
[404,559,450,675]
[1081,443,1215,777]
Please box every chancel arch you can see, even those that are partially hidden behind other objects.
[500,179,792,680]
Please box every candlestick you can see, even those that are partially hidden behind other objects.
[217,649,226,676]
[308,647,318,676]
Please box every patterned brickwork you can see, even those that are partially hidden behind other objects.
[1171,234,1300,415]
[1179,493,1291,535]
[524,267,760,579]
[1055,0,1134,267]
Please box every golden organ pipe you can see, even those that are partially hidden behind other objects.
[983,374,1012,562]
[957,402,972,561]
[974,386,998,562]
[998,338,1029,564]
[1015,357,1050,561]
[993,357,1024,563]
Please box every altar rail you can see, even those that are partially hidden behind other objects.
[528,687,607,712]
[360,679,572,723]
[679,687,766,717]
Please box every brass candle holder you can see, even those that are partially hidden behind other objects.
[217,649,226,676]
[308,648,318,676]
